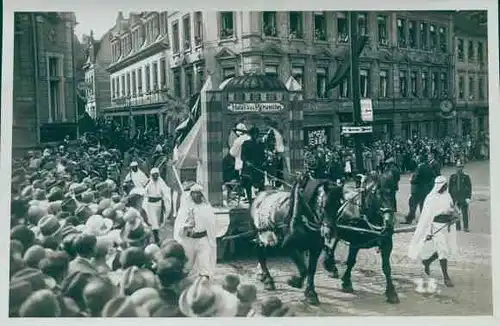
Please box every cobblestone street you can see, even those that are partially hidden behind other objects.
[205,161,492,316]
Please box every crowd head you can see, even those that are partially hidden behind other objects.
[9,134,293,317]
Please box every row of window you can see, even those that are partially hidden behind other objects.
[171,12,203,54]
[457,38,485,63]
[222,64,450,100]
[111,12,168,62]
[457,74,487,100]
[217,11,448,52]
[111,58,167,99]
[172,66,205,99]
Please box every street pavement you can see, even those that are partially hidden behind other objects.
[163,160,493,316]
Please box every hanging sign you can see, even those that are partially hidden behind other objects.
[306,128,329,146]
[227,102,284,113]
[360,99,373,122]
[341,125,373,134]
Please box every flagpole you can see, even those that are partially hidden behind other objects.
[349,11,365,173]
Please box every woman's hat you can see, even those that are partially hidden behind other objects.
[178,277,238,317]
[84,215,113,237]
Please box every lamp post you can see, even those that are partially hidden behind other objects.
[349,11,365,173]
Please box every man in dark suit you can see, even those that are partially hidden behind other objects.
[382,157,401,212]
[449,160,472,232]
[428,152,442,177]
[404,155,436,224]
[241,127,266,204]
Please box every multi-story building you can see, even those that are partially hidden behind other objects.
[453,11,488,136]
[13,12,79,148]
[167,11,455,144]
[81,29,113,119]
[104,12,171,135]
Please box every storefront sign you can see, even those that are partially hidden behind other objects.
[341,125,373,134]
[360,99,373,122]
[227,102,284,113]
[306,128,329,146]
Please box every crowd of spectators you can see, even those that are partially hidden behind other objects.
[8,120,488,317]
[304,134,489,181]
[9,140,294,317]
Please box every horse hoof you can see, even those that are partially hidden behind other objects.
[342,283,354,293]
[329,271,339,279]
[304,293,320,306]
[386,294,400,304]
[264,282,276,291]
[287,275,304,289]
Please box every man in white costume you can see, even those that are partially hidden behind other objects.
[144,167,171,244]
[124,161,149,189]
[408,175,459,292]
[173,184,217,279]
[229,123,251,176]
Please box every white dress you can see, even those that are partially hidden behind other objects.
[408,186,458,261]
[173,192,217,279]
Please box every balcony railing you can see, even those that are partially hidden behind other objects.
[108,88,170,109]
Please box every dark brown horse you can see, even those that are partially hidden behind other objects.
[322,172,400,304]
[250,177,343,305]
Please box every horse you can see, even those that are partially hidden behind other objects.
[250,176,344,305]
[322,171,400,304]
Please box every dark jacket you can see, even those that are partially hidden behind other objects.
[449,172,472,204]
[411,163,435,194]
[241,139,266,175]
[429,159,442,177]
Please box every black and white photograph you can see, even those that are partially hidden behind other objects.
[1,0,499,321]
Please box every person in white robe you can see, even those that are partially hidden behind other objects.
[173,184,217,279]
[229,123,251,176]
[143,167,171,244]
[408,175,459,291]
[124,161,149,189]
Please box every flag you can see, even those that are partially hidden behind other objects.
[327,36,369,90]
[164,160,183,193]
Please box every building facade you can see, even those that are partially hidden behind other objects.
[13,12,78,148]
[166,11,455,145]
[453,11,488,137]
[104,12,171,135]
[81,30,113,119]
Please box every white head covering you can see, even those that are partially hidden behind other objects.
[235,123,247,132]
[430,176,447,194]
[150,167,160,175]
[130,161,139,167]
[190,183,203,192]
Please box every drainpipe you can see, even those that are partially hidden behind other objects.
[71,17,80,138]
[32,13,41,146]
